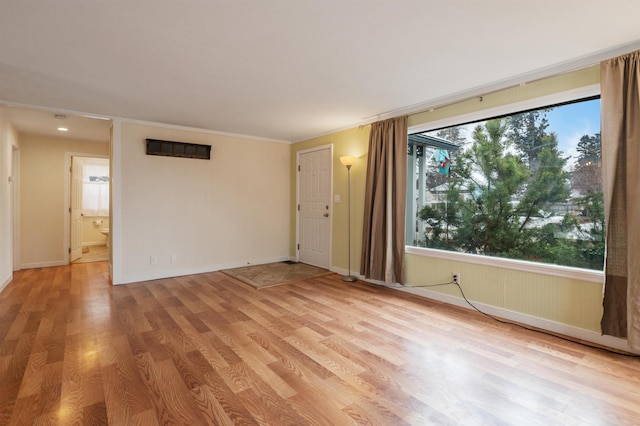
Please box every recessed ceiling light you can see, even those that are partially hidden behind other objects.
[58,127,69,132]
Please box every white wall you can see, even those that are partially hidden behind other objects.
[114,123,290,284]
[19,135,109,267]
[0,110,18,291]
[82,216,108,245]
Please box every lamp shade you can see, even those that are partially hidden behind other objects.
[340,156,356,167]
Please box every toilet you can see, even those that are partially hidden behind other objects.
[100,228,110,247]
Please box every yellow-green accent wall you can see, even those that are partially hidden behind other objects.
[409,66,600,127]
[292,65,604,333]
[405,254,603,331]
[290,126,370,272]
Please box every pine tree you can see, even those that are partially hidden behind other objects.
[453,119,531,255]
[572,133,602,195]
[572,132,604,269]
[419,114,571,262]
[506,110,552,169]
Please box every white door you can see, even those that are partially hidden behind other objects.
[298,147,332,268]
[70,157,83,262]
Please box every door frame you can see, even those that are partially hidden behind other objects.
[63,152,110,264]
[295,144,333,268]
[11,146,20,271]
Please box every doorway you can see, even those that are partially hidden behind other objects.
[70,156,110,263]
[297,146,332,269]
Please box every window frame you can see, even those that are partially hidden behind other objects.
[80,162,110,217]
[406,83,603,283]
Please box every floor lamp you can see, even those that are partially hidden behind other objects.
[340,156,357,282]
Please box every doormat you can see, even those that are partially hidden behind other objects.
[221,261,332,289]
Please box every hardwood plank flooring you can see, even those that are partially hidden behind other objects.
[1,262,640,425]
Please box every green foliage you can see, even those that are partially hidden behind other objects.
[575,191,605,269]
[451,119,532,255]
[506,110,551,168]
[416,108,605,270]
[418,185,461,250]
[576,133,601,164]
[572,133,602,195]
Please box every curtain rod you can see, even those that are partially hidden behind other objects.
[357,62,595,131]
[356,41,640,131]
[408,63,600,119]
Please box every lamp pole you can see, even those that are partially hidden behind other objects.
[341,157,357,282]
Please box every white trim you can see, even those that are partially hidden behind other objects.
[296,143,334,156]
[111,120,122,284]
[409,84,600,134]
[333,272,629,353]
[21,260,67,269]
[406,246,603,283]
[0,100,291,145]
[11,147,20,271]
[331,265,364,280]
[294,40,640,144]
[295,144,334,269]
[0,101,111,122]
[394,284,635,354]
[118,117,291,145]
[386,38,639,121]
[405,83,605,284]
[64,153,110,265]
[4,40,639,147]
[63,155,70,264]
[114,255,293,285]
[298,267,628,353]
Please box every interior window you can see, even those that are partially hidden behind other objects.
[82,162,110,217]
[406,97,603,270]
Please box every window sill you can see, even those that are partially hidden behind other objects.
[405,246,604,283]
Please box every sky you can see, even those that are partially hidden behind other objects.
[545,98,600,169]
[423,97,601,171]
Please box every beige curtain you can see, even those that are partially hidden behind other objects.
[360,116,408,284]
[600,51,640,350]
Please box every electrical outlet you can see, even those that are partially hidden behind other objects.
[452,272,460,284]
[150,255,158,265]
[171,254,178,263]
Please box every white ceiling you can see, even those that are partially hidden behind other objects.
[2,1,640,143]
[0,105,112,143]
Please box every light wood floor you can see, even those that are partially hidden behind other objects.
[1,262,639,425]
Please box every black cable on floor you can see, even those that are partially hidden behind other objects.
[410,280,640,358]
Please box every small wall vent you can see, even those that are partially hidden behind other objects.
[145,139,211,160]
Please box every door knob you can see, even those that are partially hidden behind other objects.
[323,213,329,217]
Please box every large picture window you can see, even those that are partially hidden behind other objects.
[406,97,603,270]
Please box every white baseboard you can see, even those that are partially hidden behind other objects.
[20,260,67,269]
[384,282,633,354]
[329,266,633,353]
[330,265,361,278]
[105,259,637,353]
[113,255,293,285]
